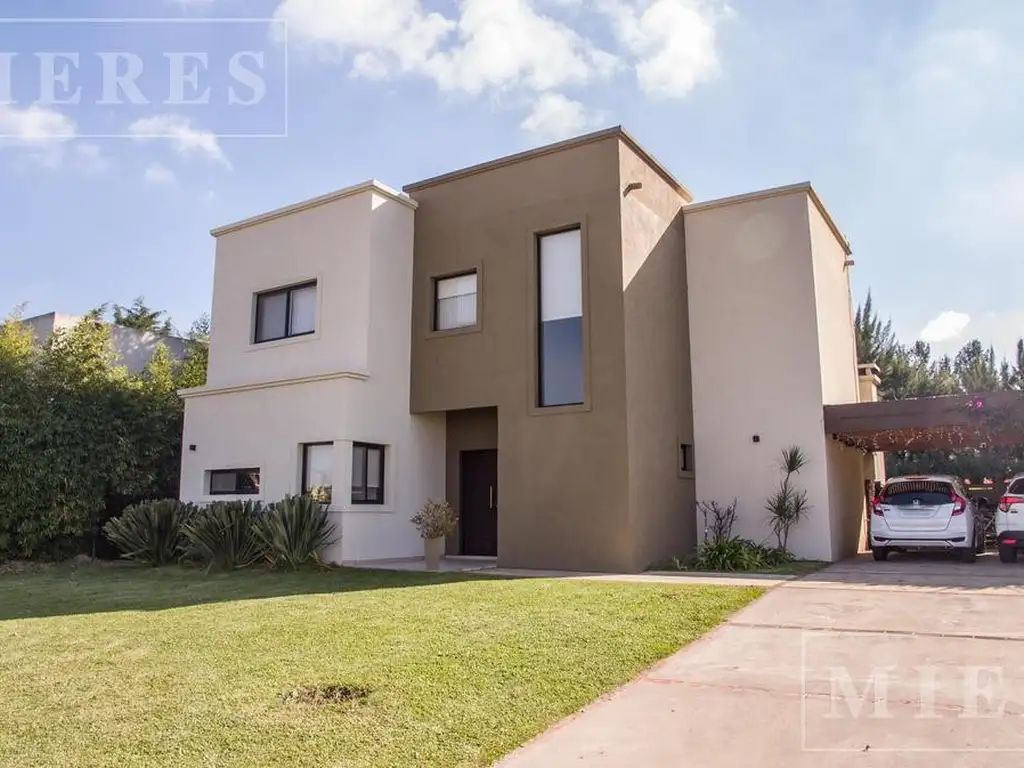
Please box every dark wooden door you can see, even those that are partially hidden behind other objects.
[460,450,498,557]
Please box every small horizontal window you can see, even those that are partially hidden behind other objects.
[434,272,478,331]
[255,281,317,343]
[351,443,385,505]
[209,468,260,496]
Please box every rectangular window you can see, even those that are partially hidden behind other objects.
[209,468,260,496]
[351,443,385,504]
[434,272,478,331]
[254,281,317,343]
[538,228,584,407]
[301,443,333,495]
[680,444,694,473]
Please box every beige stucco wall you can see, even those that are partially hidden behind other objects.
[684,189,836,560]
[408,135,637,572]
[181,186,445,563]
[619,143,696,567]
[808,197,867,559]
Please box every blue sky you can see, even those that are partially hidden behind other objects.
[1,0,1021,359]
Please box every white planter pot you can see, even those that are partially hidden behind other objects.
[424,536,446,571]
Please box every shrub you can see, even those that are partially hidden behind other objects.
[697,499,738,545]
[410,500,458,540]
[102,499,195,566]
[181,500,265,571]
[765,446,811,551]
[258,495,337,570]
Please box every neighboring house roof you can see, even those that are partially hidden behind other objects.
[21,312,188,374]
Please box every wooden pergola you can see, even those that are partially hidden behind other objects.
[824,392,1024,453]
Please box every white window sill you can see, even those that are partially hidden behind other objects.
[198,495,263,504]
[329,504,394,514]
[246,332,319,353]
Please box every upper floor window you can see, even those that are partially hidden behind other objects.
[538,228,584,407]
[434,272,478,331]
[254,281,317,343]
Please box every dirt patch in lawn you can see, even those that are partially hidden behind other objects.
[281,684,372,706]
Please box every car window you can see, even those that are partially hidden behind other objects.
[883,480,953,506]
[1008,479,1024,495]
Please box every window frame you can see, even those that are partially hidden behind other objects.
[351,442,386,505]
[253,280,318,344]
[679,443,694,474]
[536,226,585,409]
[433,270,479,332]
[301,442,334,496]
[208,468,260,496]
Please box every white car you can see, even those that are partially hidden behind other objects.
[996,474,1024,563]
[870,475,982,562]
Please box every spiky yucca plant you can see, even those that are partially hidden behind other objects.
[181,500,266,572]
[765,445,810,552]
[103,499,196,566]
[257,495,337,570]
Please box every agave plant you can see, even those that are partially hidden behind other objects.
[257,495,338,570]
[103,499,196,566]
[181,500,266,572]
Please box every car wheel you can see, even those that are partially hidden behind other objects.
[872,547,889,562]
[999,544,1018,564]
[960,547,977,563]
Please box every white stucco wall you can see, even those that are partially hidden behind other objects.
[684,188,838,561]
[180,182,446,563]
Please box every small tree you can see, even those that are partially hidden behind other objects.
[113,296,172,335]
[764,446,810,552]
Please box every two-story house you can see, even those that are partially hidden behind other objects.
[179,127,878,572]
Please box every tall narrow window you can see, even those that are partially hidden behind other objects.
[538,228,584,407]
[351,443,385,504]
[435,272,478,331]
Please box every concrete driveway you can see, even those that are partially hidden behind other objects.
[497,554,1024,767]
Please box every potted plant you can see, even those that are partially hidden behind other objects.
[307,485,333,510]
[411,500,458,571]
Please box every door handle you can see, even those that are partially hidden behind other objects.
[489,486,494,509]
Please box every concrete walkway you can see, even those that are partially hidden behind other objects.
[496,554,1024,767]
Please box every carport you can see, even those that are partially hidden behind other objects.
[825,390,1024,453]
[824,390,1024,554]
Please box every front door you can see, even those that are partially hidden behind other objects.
[460,449,497,557]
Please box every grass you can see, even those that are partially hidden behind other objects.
[0,565,761,768]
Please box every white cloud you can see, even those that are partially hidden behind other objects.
[521,93,603,141]
[199,189,217,204]
[599,0,724,98]
[144,163,177,186]
[920,311,971,344]
[72,143,111,175]
[0,103,76,146]
[128,114,231,168]
[274,0,725,134]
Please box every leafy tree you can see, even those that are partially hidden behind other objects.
[954,340,999,393]
[112,296,172,335]
[175,313,210,389]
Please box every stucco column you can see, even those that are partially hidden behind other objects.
[857,364,885,551]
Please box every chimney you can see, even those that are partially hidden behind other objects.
[858,363,881,403]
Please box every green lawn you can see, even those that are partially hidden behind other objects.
[0,565,761,768]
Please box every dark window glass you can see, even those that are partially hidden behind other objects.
[209,468,260,495]
[255,281,317,343]
[883,481,952,506]
[1008,479,1024,495]
[538,228,584,407]
[351,443,385,505]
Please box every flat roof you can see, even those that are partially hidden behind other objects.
[403,126,694,203]
[211,179,416,238]
[685,182,852,256]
